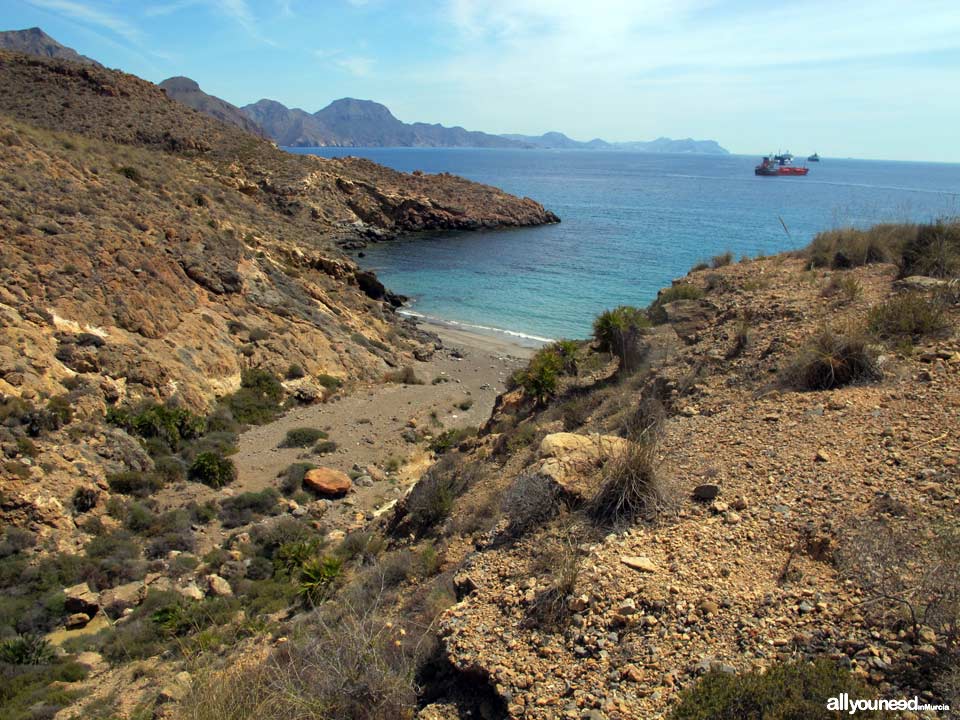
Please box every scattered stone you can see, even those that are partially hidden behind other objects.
[65,612,91,629]
[692,484,720,501]
[620,556,658,573]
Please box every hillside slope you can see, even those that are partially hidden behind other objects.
[0,27,100,66]
[159,76,266,138]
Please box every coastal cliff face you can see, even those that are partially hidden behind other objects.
[0,48,556,570]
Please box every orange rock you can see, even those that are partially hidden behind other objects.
[303,468,352,497]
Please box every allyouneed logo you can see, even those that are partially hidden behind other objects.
[827,693,950,714]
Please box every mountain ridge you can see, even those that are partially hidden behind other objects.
[0,27,100,66]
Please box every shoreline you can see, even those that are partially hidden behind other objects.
[405,311,545,359]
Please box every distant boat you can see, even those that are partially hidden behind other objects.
[808,152,820,162]
[755,154,809,176]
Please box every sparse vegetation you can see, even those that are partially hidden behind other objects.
[227,368,284,424]
[867,292,950,345]
[710,251,733,268]
[427,426,476,454]
[219,489,280,528]
[188,451,237,488]
[592,305,650,369]
[781,327,882,391]
[106,470,164,498]
[648,284,705,324]
[821,273,862,302]
[589,429,673,524]
[279,427,327,448]
[670,660,878,719]
[384,366,424,385]
[502,473,562,537]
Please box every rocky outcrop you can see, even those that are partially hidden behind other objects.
[536,432,630,499]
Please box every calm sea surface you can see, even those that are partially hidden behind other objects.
[290,148,960,343]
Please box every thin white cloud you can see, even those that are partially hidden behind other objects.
[335,55,374,77]
[25,0,143,43]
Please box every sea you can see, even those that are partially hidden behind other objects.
[289,148,960,345]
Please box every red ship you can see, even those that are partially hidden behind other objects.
[755,153,809,176]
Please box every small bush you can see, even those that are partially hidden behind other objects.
[527,535,583,628]
[648,284,705,324]
[589,432,673,524]
[117,166,142,182]
[227,368,284,425]
[285,363,305,380]
[384,366,424,385]
[313,439,338,455]
[502,473,561,537]
[710,251,733,268]
[316,374,343,390]
[298,556,343,605]
[0,633,55,665]
[219,489,279,529]
[188,452,237,488]
[806,224,910,269]
[403,454,477,532]
[280,462,315,495]
[868,292,950,344]
[71,487,99,513]
[428,427,476,454]
[781,328,882,391]
[899,220,960,278]
[106,471,164,498]
[593,306,650,368]
[821,273,862,303]
[106,403,206,452]
[279,427,327,448]
[670,659,878,720]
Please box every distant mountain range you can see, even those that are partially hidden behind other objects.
[242,97,521,149]
[0,27,100,66]
[0,27,728,154]
[503,132,728,154]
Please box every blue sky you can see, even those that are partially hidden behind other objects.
[6,0,960,161]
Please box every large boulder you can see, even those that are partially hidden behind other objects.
[303,468,352,497]
[536,432,631,500]
[100,580,145,618]
[63,582,99,616]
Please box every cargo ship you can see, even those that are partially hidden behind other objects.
[755,154,809,176]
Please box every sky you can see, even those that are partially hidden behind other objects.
[5,0,960,162]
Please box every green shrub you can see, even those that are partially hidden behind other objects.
[315,374,343,390]
[593,305,650,354]
[427,427,476,455]
[279,427,327,448]
[106,403,205,452]
[219,489,280,529]
[515,349,563,405]
[868,292,950,344]
[781,328,882,391]
[188,452,237,488]
[384,366,424,385]
[84,530,145,589]
[106,470,164,498]
[285,363,305,380]
[313,439,338,455]
[0,633,54,665]
[403,454,477,532]
[25,394,74,436]
[227,368,284,425]
[117,165,142,182]
[298,556,342,605]
[670,659,878,720]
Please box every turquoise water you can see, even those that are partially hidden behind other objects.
[291,148,960,342]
